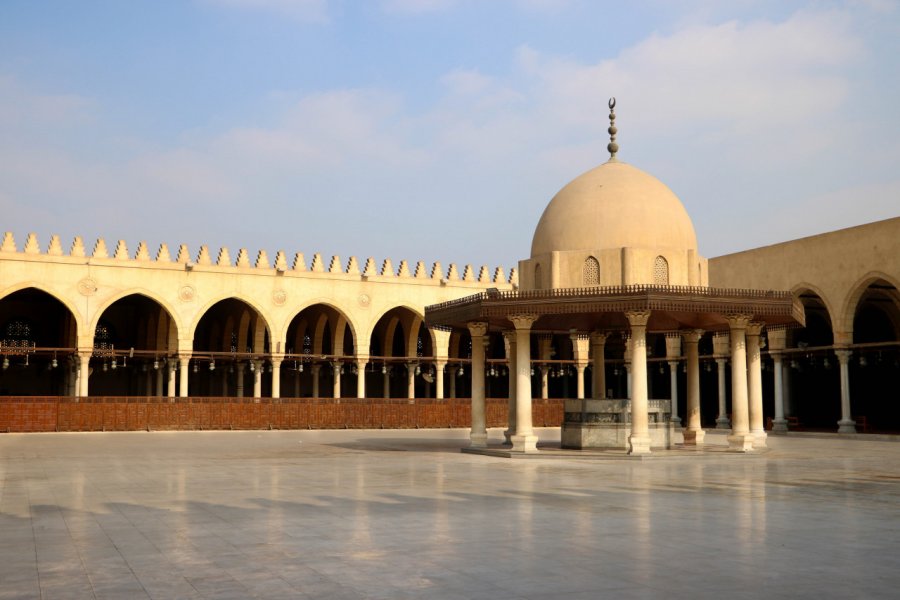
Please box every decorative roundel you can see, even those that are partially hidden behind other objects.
[77,278,98,296]
[178,285,195,302]
[358,293,370,307]
[272,289,287,306]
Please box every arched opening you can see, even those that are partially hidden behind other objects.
[0,288,77,395]
[89,294,178,397]
[193,298,270,397]
[788,290,838,429]
[369,307,435,398]
[851,279,900,432]
[284,304,356,398]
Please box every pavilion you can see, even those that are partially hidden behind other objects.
[425,99,804,455]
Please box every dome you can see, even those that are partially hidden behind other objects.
[530,160,698,257]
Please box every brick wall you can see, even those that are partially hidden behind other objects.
[0,397,564,433]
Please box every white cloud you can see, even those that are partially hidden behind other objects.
[2,7,893,266]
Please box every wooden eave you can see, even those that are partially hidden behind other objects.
[425,285,805,333]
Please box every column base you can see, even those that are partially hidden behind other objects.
[510,433,539,453]
[502,429,513,446]
[751,429,768,448]
[469,432,488,448]
[627,434,651,456]
[771,418,789,433]
[682,428,705,446]
[727,432,754,452]
[670,416,682,428]
[837,419,857,434]
[716,416,731,429]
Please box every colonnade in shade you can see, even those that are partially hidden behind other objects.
[464,313,793,455]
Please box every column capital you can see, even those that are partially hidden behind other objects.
[624,310,651,328]
[590,331,609,345]
[681,329,703,344]
[508,314,539,330]
[834,349,853,363]
[746,321,765,337]
[724,314,753,330]
[467,321,489,337]
[664,333,682,359]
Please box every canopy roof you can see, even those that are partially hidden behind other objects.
[425,285,805,333]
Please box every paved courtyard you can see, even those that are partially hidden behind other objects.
[1,428,898,600]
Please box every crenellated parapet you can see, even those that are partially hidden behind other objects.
[0,232,519,286]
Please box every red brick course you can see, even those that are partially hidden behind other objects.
[0,397,564,432]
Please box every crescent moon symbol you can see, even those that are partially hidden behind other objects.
[608,97,616,109]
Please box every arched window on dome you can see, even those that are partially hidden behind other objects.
[583,256,600,286]
[653,256,669,286]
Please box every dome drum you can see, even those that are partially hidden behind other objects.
[520,248,707,290]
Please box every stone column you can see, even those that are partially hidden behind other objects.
[767,327,788,432]
[78,351,91,397]
[155,368,165,398]
[625,311,651,455]
[294,369,301,398]
[252,360,263,398]
[835,349,856,433]
[725,315,754,451]
[714,359,728,429]
[271,357,282,399]
[771,352,787,432]
[167,362,177,397]
[356,358,368,399]
[665,333,682,426]
[713,332,731,429]
[382,366,390,399]
[746,322,766,447]
[468,322,489,448]
[623,334,633,399]
[332,362,342,399]
[311,364,320,397]
[236,363,245,397]
[538,335,552,399]
[509,315,539,453]
[449,367,456,399]
[406,363,416,399]
[178,355,191,398]
[591,332,608,399]
[434,360,446,399]
[503,331,517,445]
[682,329,704,445]
[571,333,590,400]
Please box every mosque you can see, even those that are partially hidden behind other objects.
[1,100,898,451]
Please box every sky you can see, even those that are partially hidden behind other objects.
[1,0,898,274]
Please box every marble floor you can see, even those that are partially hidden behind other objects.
[1,428,898,599]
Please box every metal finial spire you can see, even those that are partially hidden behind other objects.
[607,97,619,161]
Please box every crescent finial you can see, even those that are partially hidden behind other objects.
[607,97,618,160]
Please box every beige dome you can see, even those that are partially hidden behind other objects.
[531,160,698,257]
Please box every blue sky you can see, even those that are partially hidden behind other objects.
[2,0,898,272]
